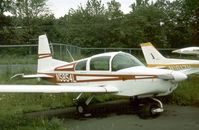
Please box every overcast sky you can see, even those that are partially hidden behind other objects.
[47,0,137,18]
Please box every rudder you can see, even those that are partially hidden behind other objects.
[140,42,166,65]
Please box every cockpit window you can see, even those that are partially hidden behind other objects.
[112,53,143,71]
[90,56,110,71]
[75,60,87,71]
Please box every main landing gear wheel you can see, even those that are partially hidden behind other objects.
[138,98,163,119]
[74,94,94,117]
[76,102,88,116]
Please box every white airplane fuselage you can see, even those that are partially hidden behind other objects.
[43,66,184,97]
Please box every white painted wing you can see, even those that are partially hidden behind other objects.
[0,85,118,93]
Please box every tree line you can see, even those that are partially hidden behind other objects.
[0,0,199,49]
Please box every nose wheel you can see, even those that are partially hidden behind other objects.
[137,98,164,119]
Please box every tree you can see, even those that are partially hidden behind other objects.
[1,0,198,53]
[0,0,13,45]
[181,0,199,46]
[120,0,168,47]
[107,0,123,20]
[9,0,51,44]
[11,0,49,18]
[106,0,125,47]
[64,0,108,48]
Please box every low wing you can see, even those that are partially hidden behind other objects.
[0,85,118,93]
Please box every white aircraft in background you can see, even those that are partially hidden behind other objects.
[0,35,189,119]
[172,47,199,55]
[140,42,199,73]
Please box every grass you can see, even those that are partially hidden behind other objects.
[165,75,199,106]
[0,115,66,130]
[0,55,37,64]
[0,71,70,130]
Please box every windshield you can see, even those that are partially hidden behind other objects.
[112,53,144,71]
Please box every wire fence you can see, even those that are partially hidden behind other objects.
[1,43,197,62]
[0,43,198,75]
[0,43,179,57]
[0,43,81,61]
[81,47,178,57]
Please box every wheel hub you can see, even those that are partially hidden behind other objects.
[151,108,164,114]
[77,106,84,113]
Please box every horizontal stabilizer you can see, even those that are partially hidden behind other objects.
[10,74,53,80]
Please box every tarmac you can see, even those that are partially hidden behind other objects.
[65,105,199,130]
[26,100,199,130]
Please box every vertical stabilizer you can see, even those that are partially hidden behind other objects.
[37,34,53,73]
[140,42,166,65]
[37,34,67,73]
[38,35,52,58]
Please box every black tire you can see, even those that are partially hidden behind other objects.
[138,103,151,119]
[76,102,88,117]
[138,102,160,119]
[130,98,139,112]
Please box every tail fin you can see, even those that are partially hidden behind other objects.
[140,42,166,64]
[38,35,52,59]
[37,34,67,73]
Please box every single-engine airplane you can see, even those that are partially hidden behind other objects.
[0,35,189,118]
[140,42,199,73]
[172,47,199,55]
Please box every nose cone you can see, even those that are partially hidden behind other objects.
[172,71,187,82]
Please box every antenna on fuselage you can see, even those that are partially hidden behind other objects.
[66,49,75,62]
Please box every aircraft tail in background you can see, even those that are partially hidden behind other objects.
[140,42,166,65]
[140,42,199,75]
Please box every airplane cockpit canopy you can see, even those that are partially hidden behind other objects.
[75,52,144,71]
[112,53,144,71]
